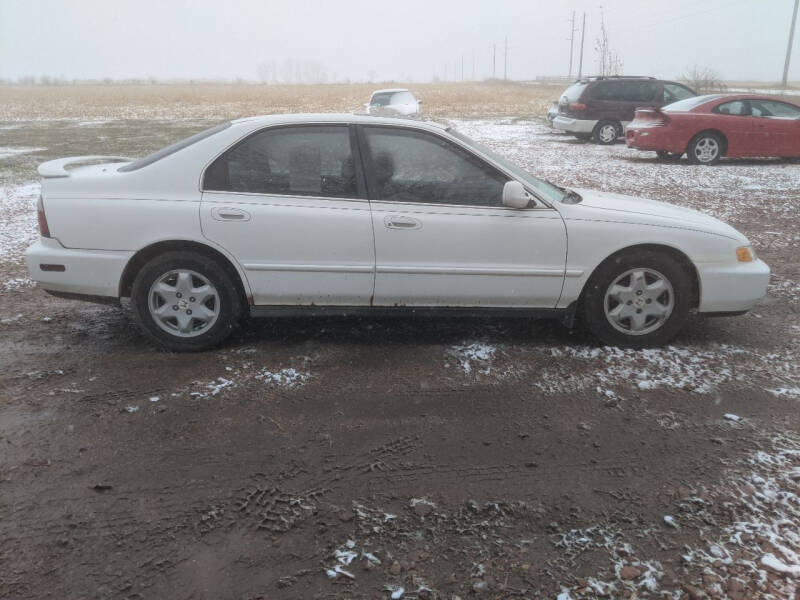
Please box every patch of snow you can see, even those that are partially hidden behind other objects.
[0,146,46,160]
[123,405,139,413]
[723,413,741,422]
[255,367,310,387]
[2,277,34,291]
[448,342,504,376]
[191,377,234,398]
[0,182,40,263]
[768,387,800,398]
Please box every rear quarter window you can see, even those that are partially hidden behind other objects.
[591,81,622,101]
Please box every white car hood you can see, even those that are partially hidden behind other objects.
[569,188,746,242]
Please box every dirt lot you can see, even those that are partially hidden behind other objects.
[1,84,799,599]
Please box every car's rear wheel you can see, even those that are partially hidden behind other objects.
[656,150,682,161]
[593,120,620,145]
[582,250,692,347]
[687,132,723,165]
[131,251,243,351]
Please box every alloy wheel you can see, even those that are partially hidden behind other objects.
[604,268,674,336]
[148,269,220,338]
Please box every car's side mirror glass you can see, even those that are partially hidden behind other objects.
[502,181,532,209]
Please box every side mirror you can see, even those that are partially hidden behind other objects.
[502,181,532,209]
[417,99,423,104]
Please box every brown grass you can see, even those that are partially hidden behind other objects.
[0,82,563,121]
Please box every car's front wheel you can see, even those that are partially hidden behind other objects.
[581,250,692,347]
[131,251,243,351]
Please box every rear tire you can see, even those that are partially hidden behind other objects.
[131,251,243,352]
[593,120,620,145]
[687,132,723,165]
[582,250,692,348]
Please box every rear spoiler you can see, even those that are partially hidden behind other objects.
[38,156,132,179]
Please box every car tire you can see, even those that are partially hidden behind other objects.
[593,120,620,145]
[656,150,682,161]
[687,132,723,165]
[130,251,243,352]
[581,249,692,348]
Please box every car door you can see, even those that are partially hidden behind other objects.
[200,124,376,306]
[749,99,800,156]
[710,100,757,155]
[358,125,567,308]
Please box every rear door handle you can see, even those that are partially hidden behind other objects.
[384,215,422,230]
[211,207,251,222]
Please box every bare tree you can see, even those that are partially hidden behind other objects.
[682,65,727,93]
[594,8,623,76]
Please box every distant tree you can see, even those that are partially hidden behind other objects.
[595,7,623,76]
[682,65,727,93]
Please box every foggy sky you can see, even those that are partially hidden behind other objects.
[1,0,798,83]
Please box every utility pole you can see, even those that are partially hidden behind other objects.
[578,12,586,78]
[504,36,508,80]
[783,0,799,86]
[568,11,576,78]
[493,44,496,79]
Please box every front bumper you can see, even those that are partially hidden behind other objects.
[552,115,597,134]
[697,258,770,313]
[25,237,132,298]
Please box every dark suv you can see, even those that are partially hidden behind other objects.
[553,76,696,144]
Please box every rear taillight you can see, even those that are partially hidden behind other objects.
[37,194,51,238]
[569,102,587,111]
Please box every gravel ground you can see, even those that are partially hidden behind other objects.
[1,116,799,599]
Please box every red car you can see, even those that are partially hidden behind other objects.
[626,94,800,165]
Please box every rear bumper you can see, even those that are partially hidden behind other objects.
[553,115,597,134]
[697,258,770,313]
[626,127,684,154]
[25,237,131,298]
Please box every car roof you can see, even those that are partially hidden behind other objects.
[692,93,800,105]
[231,112,445,130]
[370,88,410,95]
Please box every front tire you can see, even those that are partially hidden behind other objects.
[131,251,243,351]
[581,250,692,348]
[687,132,723,165]
[593,120,620,145]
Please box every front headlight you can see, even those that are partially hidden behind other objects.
[736,246,755,262]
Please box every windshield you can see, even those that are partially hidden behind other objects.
[663,94,723,112]
[448,129,565,204]
[118,122,231,172]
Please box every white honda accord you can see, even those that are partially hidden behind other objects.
[26,114,769,351]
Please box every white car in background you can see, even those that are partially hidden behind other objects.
[365,89,421,116]
[27,114,768,351]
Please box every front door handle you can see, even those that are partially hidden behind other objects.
[211,207,251,222]
[384,215,422,230]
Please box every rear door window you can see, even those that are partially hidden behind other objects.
[203,125,361,198]
[714,101,750,116]
[621,81,659,102]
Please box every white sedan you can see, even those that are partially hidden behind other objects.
[27,114,769,351]
[365,89,421,116]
